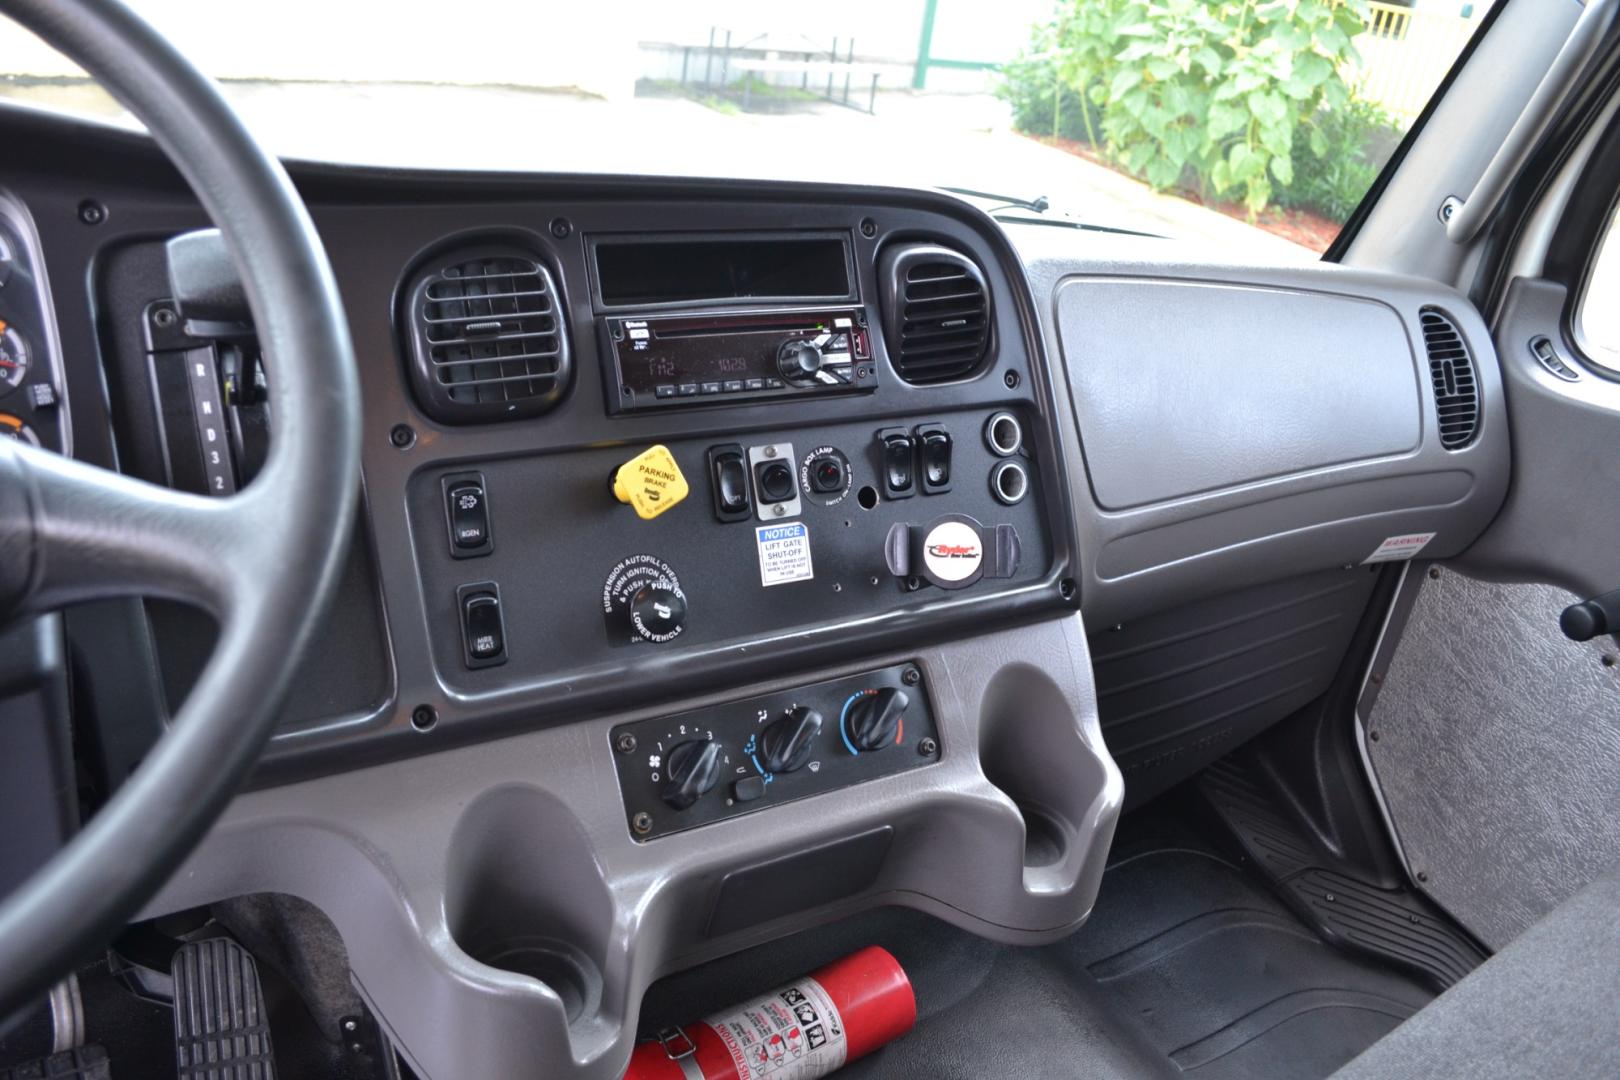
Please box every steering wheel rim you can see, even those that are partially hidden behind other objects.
[0,0,360,1019]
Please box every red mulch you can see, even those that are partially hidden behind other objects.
[1029,133,1340,253]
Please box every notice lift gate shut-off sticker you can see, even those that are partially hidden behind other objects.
[756,522,814,587]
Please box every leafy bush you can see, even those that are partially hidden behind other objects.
[1005,0,1375,217]
[997,51,1102,145]
[1277,98,1402,220]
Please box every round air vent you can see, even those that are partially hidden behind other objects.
[878,244,992,385]
[402,243,570,424]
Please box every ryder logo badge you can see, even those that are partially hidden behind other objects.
[921,520,983,583]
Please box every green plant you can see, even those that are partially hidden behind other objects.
[1277,97,1401,220]
[1047,0,1371,215]
[996,50,1102,145]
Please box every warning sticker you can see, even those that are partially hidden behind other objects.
[756,522,814,587]
[1363,532,1436,563]
[706,975,846,1080]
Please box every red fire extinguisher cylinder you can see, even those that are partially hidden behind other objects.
[624,945,916,1080]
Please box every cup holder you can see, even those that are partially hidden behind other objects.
[978,663,1110,890]
[445,785,612,1031]
[1013,801,1068,869]
[471,935,601,1024]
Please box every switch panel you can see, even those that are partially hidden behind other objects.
[609,664,939,840]
[409,406,1053,692]
[442,472,493,557]
[457,582,507,668]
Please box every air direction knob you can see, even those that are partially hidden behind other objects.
[760,706,822,774]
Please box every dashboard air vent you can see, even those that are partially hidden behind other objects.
[1419,307,1478,450]
[879,244,991,384]
[403,245,569,423]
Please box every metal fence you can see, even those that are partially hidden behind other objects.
[1353,2,1477,124]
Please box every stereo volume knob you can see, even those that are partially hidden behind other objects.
[662,739,721,810]
[760,706,822,774]
[777,339,824,383]
[846,688,909,752]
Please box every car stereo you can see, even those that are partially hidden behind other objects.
[602,307,878,413]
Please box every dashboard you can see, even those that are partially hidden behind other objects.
[1,103,1512,1080]
[0,196,68,456]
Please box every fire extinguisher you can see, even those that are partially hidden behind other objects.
[624,945,916,1080]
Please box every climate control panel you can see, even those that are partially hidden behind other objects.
[609,664,939,841]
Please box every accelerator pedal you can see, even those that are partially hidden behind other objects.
[170,938,277,1080]
[0,1046,110,1080]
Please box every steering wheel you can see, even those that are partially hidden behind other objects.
[0,0,359,1019]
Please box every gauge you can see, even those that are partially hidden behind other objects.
[0,412,39,447]
[0,322,27,395]
[0,229,12,289]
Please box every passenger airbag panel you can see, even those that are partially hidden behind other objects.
[1061,277,1422,510]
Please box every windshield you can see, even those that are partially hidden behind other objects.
[1,0,1490,256]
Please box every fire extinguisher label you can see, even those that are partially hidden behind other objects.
[705,975,846,1079]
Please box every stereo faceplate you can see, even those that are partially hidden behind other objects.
[603,306,878,413]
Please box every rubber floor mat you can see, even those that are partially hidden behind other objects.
[637,798,1434,1079]
[1070,805,1433,1079]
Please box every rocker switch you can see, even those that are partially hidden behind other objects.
[917,425,952,494]
[448,483,489,549]
[878,429,915,499]
[707,444,752,522]
[458,583,507,668]
[443,473,493,558]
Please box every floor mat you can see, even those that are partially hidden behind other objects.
[1365,570,1620,949]
[638,799,1434,1079]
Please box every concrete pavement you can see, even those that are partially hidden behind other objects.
[0,80,1316,261]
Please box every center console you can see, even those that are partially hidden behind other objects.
[304,185,1074,773]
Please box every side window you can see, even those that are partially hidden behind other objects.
[1578,205,1620,370]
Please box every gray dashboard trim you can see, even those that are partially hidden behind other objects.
[1010,229,1511,627]
[139,615,1121,1080]
[1457,277,1620,598]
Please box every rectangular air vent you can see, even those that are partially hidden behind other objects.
[879,245,991,384]
[1419,308,1479,450]
[404,248,569,424]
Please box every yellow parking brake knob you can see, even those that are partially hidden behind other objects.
[611,444,689,520]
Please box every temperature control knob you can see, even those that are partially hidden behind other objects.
[846,688,909,752]
[662,739,721,810]
[777,339,824,383]
[760,706,822,774]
